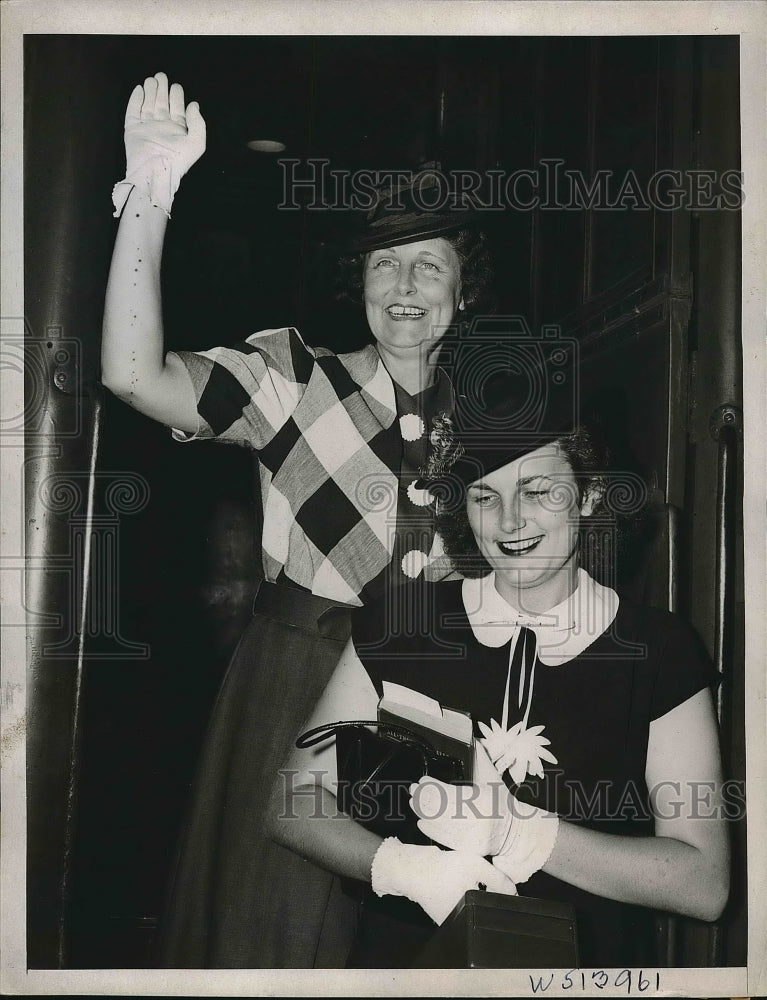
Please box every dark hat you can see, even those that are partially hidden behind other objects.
[345,173,480,253]
[420,350,578,499]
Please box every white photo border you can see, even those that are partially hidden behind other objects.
[1,1,765,996]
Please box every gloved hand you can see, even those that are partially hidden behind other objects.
[112,72,206,219]
[491,794,560,885]
[370,836,517,926]
[410,743,560,885]
[409,741,513,856]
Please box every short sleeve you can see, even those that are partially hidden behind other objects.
[650,615,720,721]
[169,327,316,449]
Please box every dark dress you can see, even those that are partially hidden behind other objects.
[349,577,718,968]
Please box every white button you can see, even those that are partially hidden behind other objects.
[401,549,429,578]
[407,481,434,507]
[399,414,425,441]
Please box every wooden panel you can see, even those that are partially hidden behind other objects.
[537,38,591,321]
[590,38,660,296]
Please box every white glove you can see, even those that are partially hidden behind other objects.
[371,836,517,926]
[410,743,560,885]
[112,72,206,219]
[490,794,560,885]
[409,742,513,856]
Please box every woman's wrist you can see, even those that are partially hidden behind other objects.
[492,799,560,884]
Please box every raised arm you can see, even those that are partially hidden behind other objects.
[101,72,205,432]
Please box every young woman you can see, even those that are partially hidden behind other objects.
[268,370,729,968]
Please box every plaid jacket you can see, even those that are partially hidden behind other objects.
[171,328,452,605]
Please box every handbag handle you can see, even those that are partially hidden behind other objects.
[297,719,443,780]
[296,720,466,784]
[296,719,436,755]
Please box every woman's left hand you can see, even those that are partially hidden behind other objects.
[371,837,517,925]
[409,743,514,856]
[113,72,206,219]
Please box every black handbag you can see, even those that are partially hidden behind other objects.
[296,723,580,967]
[295,720,468,844]
[412,889,579,968]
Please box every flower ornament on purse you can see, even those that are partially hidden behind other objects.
[479,718,555,784]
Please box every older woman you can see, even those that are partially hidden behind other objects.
[101,74,494,967]
[269,369,729,968]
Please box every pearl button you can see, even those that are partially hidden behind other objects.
[399,414,425,441]
[407,481,434,507]
[401,549,429,578]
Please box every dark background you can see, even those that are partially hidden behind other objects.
[24,34,745,968]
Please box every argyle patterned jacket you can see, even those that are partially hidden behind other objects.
[171,327,453,605]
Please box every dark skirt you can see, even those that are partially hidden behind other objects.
[157,580,358,968]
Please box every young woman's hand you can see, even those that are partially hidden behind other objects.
[113,72,206,218]
[410,743,560,884]
[371,837,517,925]
[409,743,513,856]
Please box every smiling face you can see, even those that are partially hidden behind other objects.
[363,237,464,355]
[466,442,597,613]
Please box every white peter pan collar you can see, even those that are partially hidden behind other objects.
[462,568,619,664]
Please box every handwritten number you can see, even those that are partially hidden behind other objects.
[614,970,632,993]
[530,968,660,994]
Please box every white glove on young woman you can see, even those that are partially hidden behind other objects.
[410,743,560,885]
[409,741,514,856]
[370,837,517,926]
[112,72,206,219]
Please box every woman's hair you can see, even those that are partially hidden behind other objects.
[434,423,612,579]
[334,228,496,315]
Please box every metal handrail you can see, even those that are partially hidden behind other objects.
[707,403,741,967]
[710,407,740,723]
